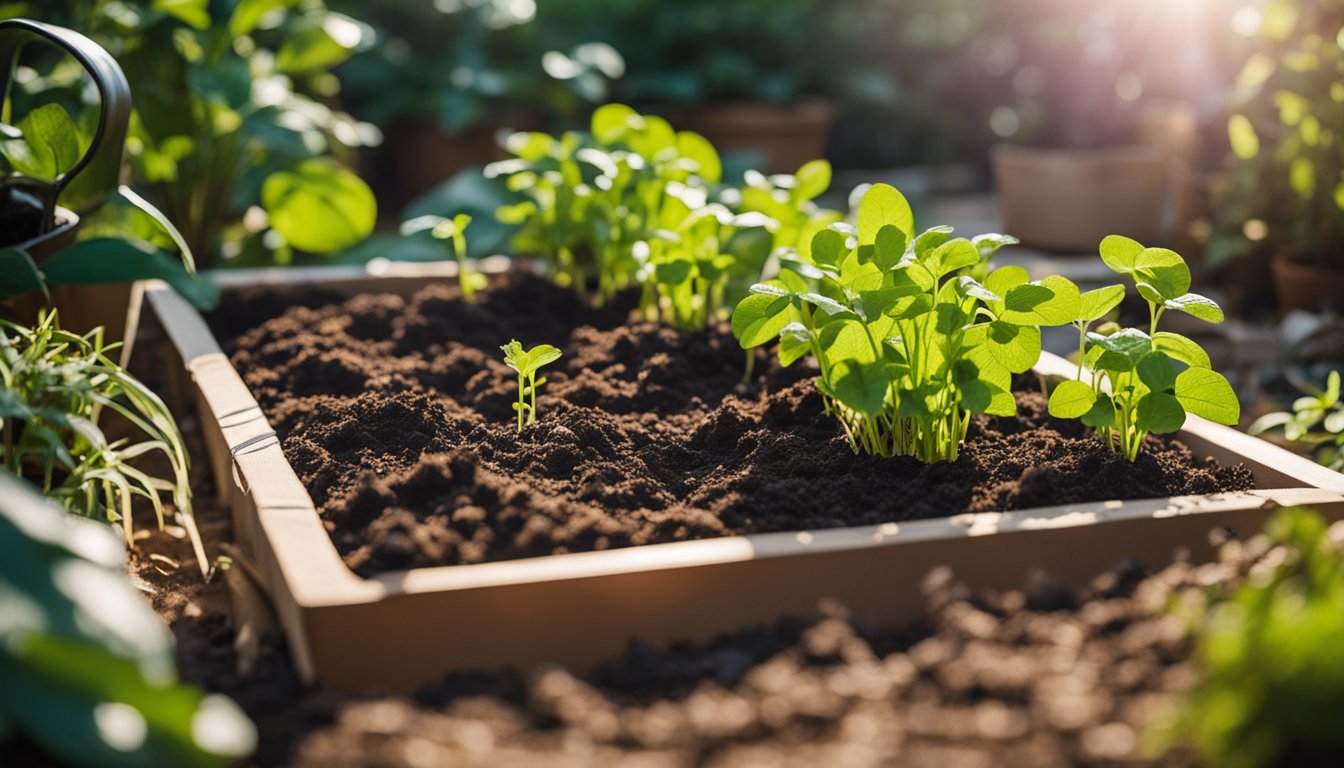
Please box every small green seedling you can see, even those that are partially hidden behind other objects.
[500,340,562,431]
[1047,236,1240,460]
[403,212,486,298]
[1249,370,1344,471]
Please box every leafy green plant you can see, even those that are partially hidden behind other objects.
[1159,506,1344,768]
[732,182,1059,462]
[1249,369,1344,471]
[0,311,205,574]
[401,212,487,298]
[500,340,561,431]
[1207,0,1344,275]
[1047,236,1240,460]
[0,468,255,767]
[8,0,378,268]
[492,103,778,328]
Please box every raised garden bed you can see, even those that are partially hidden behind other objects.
[140,263,1344,693]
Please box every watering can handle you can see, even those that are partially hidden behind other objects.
[0,18,131,217]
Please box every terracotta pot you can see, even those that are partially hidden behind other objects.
[674,101,834,174]
[1271,253,1344,314]
[992,143,1168,253]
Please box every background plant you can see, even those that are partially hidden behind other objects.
[0,311,205,574]
[732,182,1048,462]
[500,340,561,431]
[1206,0,1344,276]
[0,469,255,767]
[1047,235,1239,460]
[1250,369,1344,471]
[1158,506,1344,768]
[4,0,379,268]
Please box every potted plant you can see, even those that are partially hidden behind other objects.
[982,1,1208,252]
[1206,0,1344,314]
[6,0,379,269]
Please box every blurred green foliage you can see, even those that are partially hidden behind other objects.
[4,0,379,268]
[0,468,256,767]
[1162,507,1344,767]
[1207,0,1344,273]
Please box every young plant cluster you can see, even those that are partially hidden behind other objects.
[490,103,839,330]
[732,183,1030,462]
[0,312,206,573]
[1250,370,1344,472]
[1047,236,1240,461]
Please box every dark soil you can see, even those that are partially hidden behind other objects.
[217,273,1254,578]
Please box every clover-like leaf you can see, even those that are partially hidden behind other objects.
[1099,234,1144,274]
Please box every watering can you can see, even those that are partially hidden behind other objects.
[0,17,130,261]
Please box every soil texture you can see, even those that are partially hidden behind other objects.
[217,273,1254,577]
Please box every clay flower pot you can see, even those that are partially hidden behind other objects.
[1271,253,1344,314]
[674,101,834,174]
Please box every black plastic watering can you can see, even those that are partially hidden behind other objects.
[0,17,130,262]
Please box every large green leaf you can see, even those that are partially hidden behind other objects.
[676,131,721,184]
[274,15,361,73]
[40,238,218,310]
[793,159,831,201]
[1048,379,1097,419]
[1099,234,1144,274]
[731,293,791,348]
[831,360,888,416]
[1136,392,1186,434]
[1153,331,1212,369]
[1078,284,1126,322]
[0,103,82,181]
[0,249,47,300]
[153,0,210,28]
[262,159,375,254]
[856,183,913,244]
[1175,368,1241,425]
[999,275,1080,326]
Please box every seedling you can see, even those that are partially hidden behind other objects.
[500,340,562,431]
[403,213,486,298]
[732,183,1073,462]
[1047,236,1240,460]
[1249,370,1344,471]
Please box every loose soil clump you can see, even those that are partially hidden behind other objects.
[218,273,1253,578]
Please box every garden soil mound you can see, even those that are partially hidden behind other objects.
[218,273,1253,578]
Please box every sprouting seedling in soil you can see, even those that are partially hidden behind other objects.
[1047,235,1240,461]
[731,182,1079,462]
[1249,369,1344,471]
[403,213,487,298]
[500,340,562,431]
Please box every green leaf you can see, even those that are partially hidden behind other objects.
[262,159,376,254]
[655,259,693,285]
[810,228,849,268]
[1134,248,1191,300]
[1153,331,1211,369]
[820,318,879,365]
[830,360,889,416]
[976,320,1041,374]
[40,239,218,310]
[1163,293,1225,323]
[229,0,286,35]
[1099,235,1144,274]
[1136,352,1178,393]
[528,344,562,370]
[676,132,721,184]
[999,276,1080,326]
[731,293,792,348]
[793,159,831,201]
[957,276,1002,304]
[971,233,1018,261]
[872,225,907,271]
[1228,114,1260,160]
[1175,368,1240,425]
[274,16,361,73]
[912,226,954,257]
[1136,392,1187,433]
[591,103,638,144]
[856,183,913,245]
[1079,284,1126,322]
[0,249,47,300]
[0,103,82,181]
[929,239,980,279]
[153,0,210,28]
[1088,328,1153,372]
[1049,379,1098,419]
[1081,393,1117,428]
[778,333,811,367]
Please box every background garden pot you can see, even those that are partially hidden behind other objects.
[385,116,537,211]
[992,143,1168,253]
[1271,253,1344,314]
[675,101,834,174]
